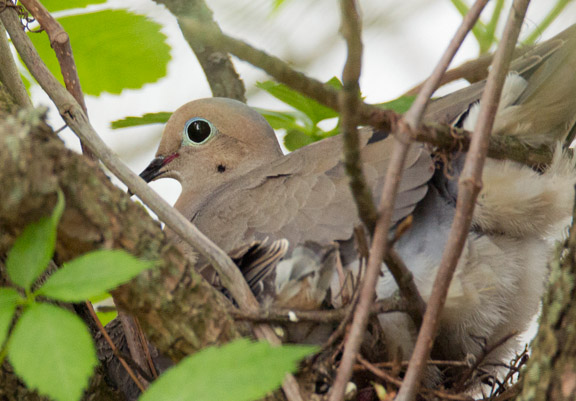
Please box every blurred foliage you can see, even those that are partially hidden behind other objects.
[140,339,316,401]
[451,0,575,53]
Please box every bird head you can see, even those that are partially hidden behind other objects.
[138,97,283,193]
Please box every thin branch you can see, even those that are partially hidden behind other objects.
[396,2,531,401]
[403,52,494,96]
[229,297,408,324]
[329,2,489,400]
[1,8,303,400]
[455,331,519,390]
[357,356,474,401]
[153,0,246,102]
[85,302,147,393]
[19,0,96,161]
[0,19,31,107]
[339,0,378,232]
[383,249,426,327]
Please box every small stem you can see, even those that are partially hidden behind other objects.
[19,0,96,161]
[395,2,530,400]
[0,19,31,107]
[523,0,573,44]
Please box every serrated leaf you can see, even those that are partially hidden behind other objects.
[257,81,338,125]
[0,288,21,348]
[6,191,64,290]
[375,95,416,114]
[8,303,97,401]
[29,10,171,96]
[283,129,315,151]
[40,0,107,12]
[140,339,316,401]
[111,112,172,129]
[37,250,154,302]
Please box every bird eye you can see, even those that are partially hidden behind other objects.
[182,118,215,145]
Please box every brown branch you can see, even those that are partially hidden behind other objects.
[357,356,474,401]
[403,53,495,96]
[395,2,531,401]
[329,3,489,400]
[19,0,96,161]
[0,19,31,108]
[383,249,426,327]
[338,0,378,233]
[85,302,147,393]
[153,0,246,102]
[229,297,408,324]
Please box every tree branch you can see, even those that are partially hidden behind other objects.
[339,0,378,233]
[0,19,31,108]
[19,0,96,161]
[396,2,531,400]
[153,0,246,102]
[329,2,490,399]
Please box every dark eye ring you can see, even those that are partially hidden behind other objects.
[183,118,215,145]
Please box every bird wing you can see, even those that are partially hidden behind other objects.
[424,24,570,127]
[190,129,434,252]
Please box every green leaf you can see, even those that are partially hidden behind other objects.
[254,108,302,131]
[37,250,154,302]
[8,303,97,401]
[0,288,21,348]
[375,95,417,114]
[6,191,64,291]
[284,129,315,151]
[257,81,338,125]
[96,309,117,327]
[140,339,316,401]
[111,112,172,129]
[40,0,107,12]
[325,76,344,90]
[29,10,171,96]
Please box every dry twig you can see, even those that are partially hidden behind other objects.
[19,0,96,160]
[396,2,531,401]
[0,19,31,107]
[329,2,490,399]
[152,0,246,101]
[339,0,378,232]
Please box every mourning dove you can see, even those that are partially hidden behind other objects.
[138,24,576,389]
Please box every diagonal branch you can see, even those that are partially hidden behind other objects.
[395,2,531,400]
[19,0,96,161]
[153,0,246,102]
[328,2,490,400]
[1,7,303,400]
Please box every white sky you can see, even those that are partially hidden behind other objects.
[30,0,576,206]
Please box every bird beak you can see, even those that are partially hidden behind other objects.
[129,153,179,196]
[139,157,167,183]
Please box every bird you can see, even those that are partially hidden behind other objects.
[138,24,576,390]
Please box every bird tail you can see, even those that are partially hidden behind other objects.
[473,144,576,239]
